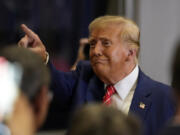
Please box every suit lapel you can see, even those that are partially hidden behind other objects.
[129,69,152,121]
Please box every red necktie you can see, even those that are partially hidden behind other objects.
[103,85,116,105]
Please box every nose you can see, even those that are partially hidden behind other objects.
[92,41,103,56]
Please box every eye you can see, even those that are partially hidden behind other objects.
[89,40,97,48]
[102,40,111,46]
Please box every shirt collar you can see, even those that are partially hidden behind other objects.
[114,65,139,100]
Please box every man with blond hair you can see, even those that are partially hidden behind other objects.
[18,15,174,135]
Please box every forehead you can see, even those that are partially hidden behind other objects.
[89,25,122,41]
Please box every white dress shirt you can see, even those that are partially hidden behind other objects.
[109,65,139,114]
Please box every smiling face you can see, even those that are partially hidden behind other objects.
[89,25,134,84]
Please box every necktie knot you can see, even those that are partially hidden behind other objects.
[103,85,116,105]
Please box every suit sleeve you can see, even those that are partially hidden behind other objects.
[48,62,78,107]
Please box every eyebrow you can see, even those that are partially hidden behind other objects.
[99,37,110,41]
[89,37,110,41]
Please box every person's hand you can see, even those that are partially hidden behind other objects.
[71,38,89,70]
[18,24,47,62]
[79,38,89,47]
[78,38,89,59]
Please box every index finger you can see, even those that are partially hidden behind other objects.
[21,24,38,40]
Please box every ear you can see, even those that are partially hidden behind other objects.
[126,48,137,62]
[33,86,49,129]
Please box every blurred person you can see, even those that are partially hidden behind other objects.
[158,40,180,135]
[18,15,174,135]
[71,38,90,70]
[0,46,51,135]
[0,56,22,135]
[68,103,141,135]
[0,57,22,122]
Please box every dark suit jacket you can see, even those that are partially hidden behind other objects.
[158,119,180,135]
[43,61,174,135]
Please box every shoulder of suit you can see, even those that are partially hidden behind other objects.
[75,60,94,81]
[138,69,172,93]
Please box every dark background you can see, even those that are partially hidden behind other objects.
[0,0,110,71]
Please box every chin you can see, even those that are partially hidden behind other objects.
[93,65,108,77]
[93,64,105,72]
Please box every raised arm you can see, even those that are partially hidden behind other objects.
[18,24,47,63]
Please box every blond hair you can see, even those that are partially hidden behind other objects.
[89,16,140,57]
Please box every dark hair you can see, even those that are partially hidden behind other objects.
[0,45,50,102]
[68,104,141,135]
